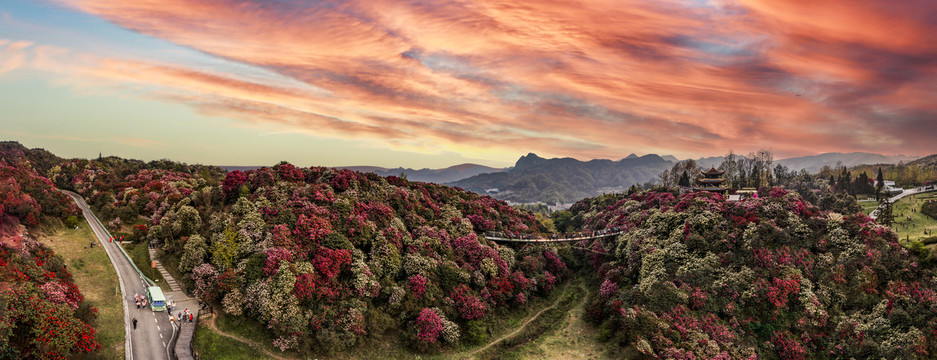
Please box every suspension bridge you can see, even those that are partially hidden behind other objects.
[483,230,624,244]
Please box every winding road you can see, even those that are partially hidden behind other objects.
[870,186,937,219]
[66,191,176,360]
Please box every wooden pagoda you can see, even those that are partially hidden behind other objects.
[694,166,727,193]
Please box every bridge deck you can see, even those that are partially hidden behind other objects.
[485,231,623,243]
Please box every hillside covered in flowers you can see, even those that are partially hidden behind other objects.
[50,152,569,353]
[570,190,937,359]
[0,155,100,359]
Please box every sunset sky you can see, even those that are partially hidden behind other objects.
[1,0,935,168]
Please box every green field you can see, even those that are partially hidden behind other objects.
[42,225,124,360]
[891,192,937,244]
[859,200,879,215]
[192,318,266,360]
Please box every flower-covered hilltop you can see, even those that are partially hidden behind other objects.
[0,159,99,359]
[569,190,937,359]
[68,161,568,352]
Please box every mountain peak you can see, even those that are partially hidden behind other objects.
[625,153,638,159]
[515,153,544,168]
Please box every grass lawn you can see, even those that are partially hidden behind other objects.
[478,278,619,360]
[212,312,291,355]
[193,320,266,360]
[891,192,937,244]
[41,225,124,360]
[859,200,879,215]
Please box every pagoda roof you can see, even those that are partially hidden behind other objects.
[701,166,724,176]
[697,178,725,184]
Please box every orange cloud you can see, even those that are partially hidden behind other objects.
[30,0,937,160]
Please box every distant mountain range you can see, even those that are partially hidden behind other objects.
[909,154,937,169]
[678,153,919,174]
[449,153,672,204]
[777,152,918,173]
[448,152,921,204]
[221,151,921,205]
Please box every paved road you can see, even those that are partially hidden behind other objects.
[870,186,937,219]
[66,191,176,360]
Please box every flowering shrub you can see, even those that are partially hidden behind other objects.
[574,189,937,359]
[263,247,293,276]
[599,278,618,299]
[31,153,557,353]
[409,274,428,298]
[0,163,99,357]
[191,263,219,302]
[415,308,444,344]
[450,285,487,320]
[0,158,99,356]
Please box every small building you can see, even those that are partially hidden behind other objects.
[874,180,904,196]
[694,167,727,194]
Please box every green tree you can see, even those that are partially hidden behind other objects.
[211,226,239,270]
[878,198,894,227]
[173,205,202,237]
[627,185,638,195]
[180,234,207,274]
[64,215,80,228]
[719,150,738,188]
[678,170,690,187]
[876,167,885,200]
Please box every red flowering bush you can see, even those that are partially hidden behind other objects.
[263,247,293,276]
[415,308,444,344]
[222,170,249,199]
[772,331,807,360]
[0,165,99,357]
[576,189,937,359]
[329,169,357,192]
[450,285,487,320]
[23,152,557,354]
[409,274,428,298]
[599,278,618,299]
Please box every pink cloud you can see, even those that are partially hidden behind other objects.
[33,0,937,160]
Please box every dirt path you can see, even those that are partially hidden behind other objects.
[525,282,607,359]
[467,279,608,360]
[466,281,572,358]
[201,314,295,360]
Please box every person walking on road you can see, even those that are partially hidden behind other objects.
[132,318,137,330]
